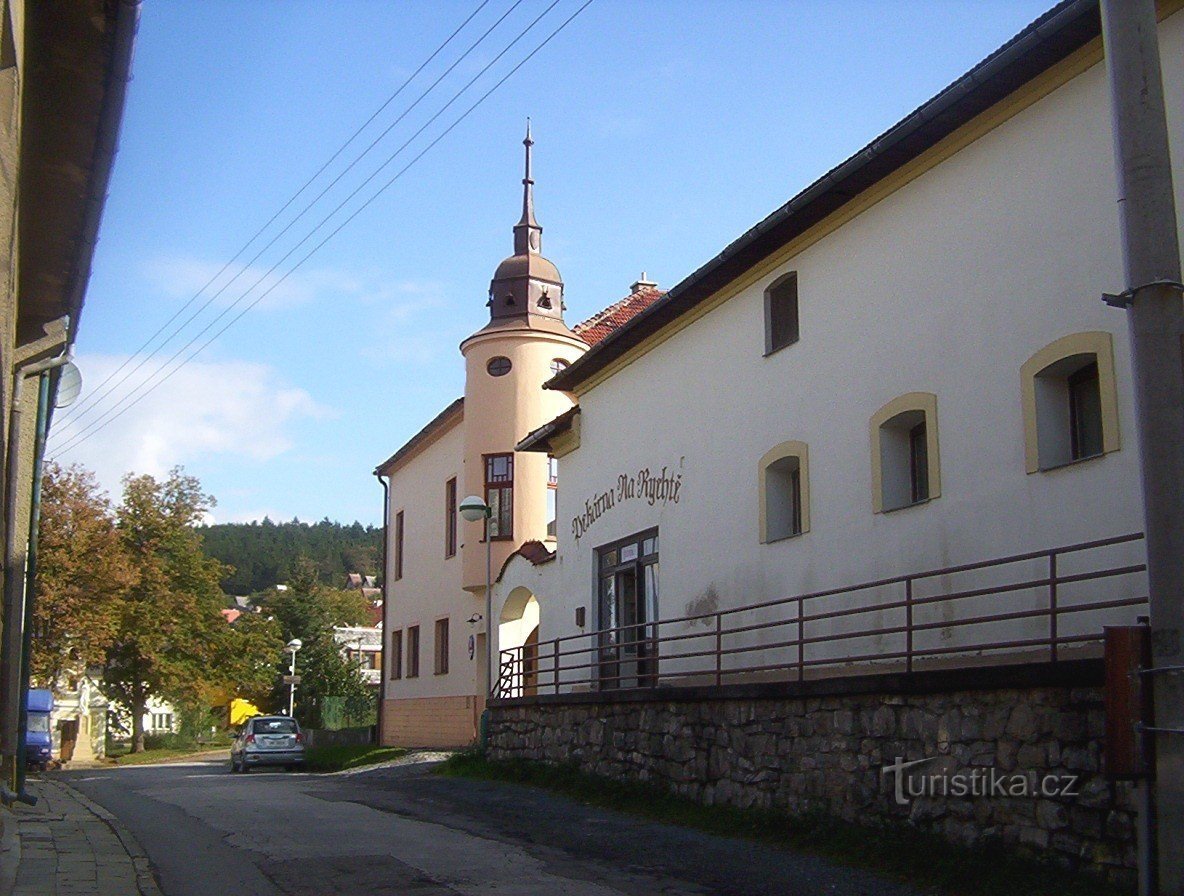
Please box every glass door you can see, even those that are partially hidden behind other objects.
[597,530,658,689]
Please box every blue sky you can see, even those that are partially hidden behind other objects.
[48,0,1051,525]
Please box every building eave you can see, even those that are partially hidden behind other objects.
[548,0,1107,394]
[517,405,579,453]
[19,0,140,347]
[374,397,464,477]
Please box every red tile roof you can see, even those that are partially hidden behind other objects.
[573,286,664,347]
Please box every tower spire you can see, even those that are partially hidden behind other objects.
[513,119,542,255]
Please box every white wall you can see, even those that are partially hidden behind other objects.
[532,17,1183,685]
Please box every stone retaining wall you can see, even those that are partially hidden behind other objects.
[487,673,1135,886]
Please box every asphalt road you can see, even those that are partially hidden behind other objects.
[59,755,917,896]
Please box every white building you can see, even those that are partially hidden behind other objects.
[378,1,1180,745]
[493,0,1177,696]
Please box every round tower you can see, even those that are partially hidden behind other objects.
[459,123,587,593]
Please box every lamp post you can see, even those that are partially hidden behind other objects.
[458,496,493,698]
[284,639,302,718]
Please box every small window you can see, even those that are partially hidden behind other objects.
[444,477,457,558]
[484,453,514,540]
[1069,362,1103,460]
[759,441,810,542]
[1022,333,1118,473]
[390,630,402,680]
[407,626,420,678]
[550,358,569,376]
[546,455,558,538]
[871,393,940,513]
[394,510,404,580]
[487,356,512,377]
[434,618,450,675]
[763,272,799,355]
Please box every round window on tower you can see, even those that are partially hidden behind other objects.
[487,356,512,377]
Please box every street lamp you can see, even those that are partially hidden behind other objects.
[284,638,302,718]
[458,495,493,698]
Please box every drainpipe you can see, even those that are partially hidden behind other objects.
[1099,2,1184,894]
[374,471,389,746]
[0,348,71,804]
[15,372,54,799]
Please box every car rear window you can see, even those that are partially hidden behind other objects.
[252,719,297,734]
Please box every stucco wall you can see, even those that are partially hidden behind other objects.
[536,13,1184,671]
[383,417,474,702]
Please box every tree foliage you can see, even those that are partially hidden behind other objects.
[32,464,136,687]
[199,518,381,594]
[255,556,373,728]
[102,469,232,751]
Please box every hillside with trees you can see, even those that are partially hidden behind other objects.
[199,518,382,594]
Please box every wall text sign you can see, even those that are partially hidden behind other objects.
[571,465,683,543]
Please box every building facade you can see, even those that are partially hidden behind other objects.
[374,128,658,746]
[0,0,137,790]
[494,0,1180,696]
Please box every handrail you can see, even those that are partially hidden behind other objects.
[495,532,1148,699]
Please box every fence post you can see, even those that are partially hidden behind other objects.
[715,613,722,687]
[1049,551,1058,662]
[796,598,805,681]
[906,578,914,674]
[553,639,560,694]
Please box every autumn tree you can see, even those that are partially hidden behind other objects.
[104,468,229,752]
[31,464,135,687]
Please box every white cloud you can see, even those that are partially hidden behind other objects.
[46,354,331,498]
[141,254,450,315]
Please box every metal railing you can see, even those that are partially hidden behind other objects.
[495,533,1148,699]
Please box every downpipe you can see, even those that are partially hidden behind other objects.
[0,347,72,801]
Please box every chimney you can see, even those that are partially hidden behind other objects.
[630,271,657,293]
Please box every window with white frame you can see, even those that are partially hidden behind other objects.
[1021,332,1119,472]
[546,455,558,538]
[871,393,940,513]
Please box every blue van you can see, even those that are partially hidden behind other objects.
[25,688,53,770]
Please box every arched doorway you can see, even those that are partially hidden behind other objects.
[499,587,540,697]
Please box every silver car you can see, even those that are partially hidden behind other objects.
[230,715,305,773]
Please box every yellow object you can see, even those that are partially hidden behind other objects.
[229,698,261,727]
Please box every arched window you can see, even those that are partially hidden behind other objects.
[1021,332,1119,472]
[550,358,569,376]
[759,441,810,541]
[870,393,940,513]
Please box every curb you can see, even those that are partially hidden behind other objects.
[0,811,19,896]
[41,779,164,896]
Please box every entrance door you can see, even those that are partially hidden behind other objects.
[597,530,658,689]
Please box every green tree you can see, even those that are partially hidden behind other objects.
[32,464,136,687]
[256,556,372,728]
[216,612,284,711]
[104,468,229,752]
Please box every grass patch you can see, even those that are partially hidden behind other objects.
[439,751,1130,896]
[303,744,407,773]
[110,746,228,766]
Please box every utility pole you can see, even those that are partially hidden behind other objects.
[1099,1,1184,893]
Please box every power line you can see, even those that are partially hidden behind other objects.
[53,0,493,437]
[51,0,595,460]
[53,0,558,456]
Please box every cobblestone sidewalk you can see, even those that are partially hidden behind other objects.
[0,776,161,896]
